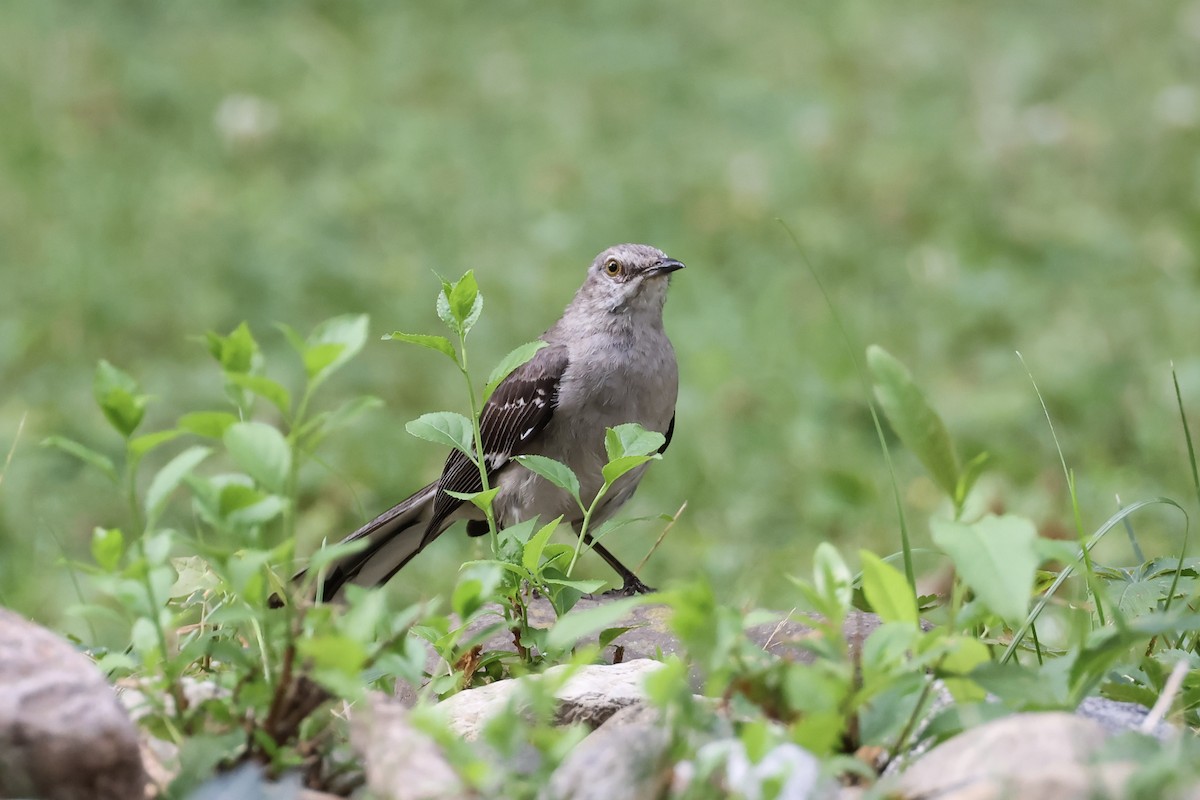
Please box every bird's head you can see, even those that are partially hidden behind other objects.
[580,243,685,317]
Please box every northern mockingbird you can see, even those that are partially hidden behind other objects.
[308,243,683,602]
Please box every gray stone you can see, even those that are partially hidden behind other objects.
[894,712,1127,799]
[1076,695,1174,740]
[350,692,470,800]
[540,703,673,800]
[436,658,664,739]
[0,607,146,800]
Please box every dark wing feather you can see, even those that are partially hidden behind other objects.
[658,414,675,454]
[422,343,570,542]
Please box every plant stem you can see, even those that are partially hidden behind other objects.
[457,331,499,552]
[566,484,609,575]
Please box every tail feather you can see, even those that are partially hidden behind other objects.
[303,482,440,602]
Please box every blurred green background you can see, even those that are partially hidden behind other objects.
[3,0,1200,621]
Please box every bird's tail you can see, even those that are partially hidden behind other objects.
[295,481,441,603]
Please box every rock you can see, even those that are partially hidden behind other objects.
[0,607,146,800]
[350,692,470,800]
[673,736,827,799]
[894,712,1128,799]
[436,658,664,739]
[1075,695,1174,740]
[540,703,673,800]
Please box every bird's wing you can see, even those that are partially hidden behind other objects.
[423,343,570,542]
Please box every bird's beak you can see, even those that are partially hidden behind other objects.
[649,258,685,276]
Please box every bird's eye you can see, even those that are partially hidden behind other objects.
[603,259,622,277]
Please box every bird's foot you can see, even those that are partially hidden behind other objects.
[603,576,657,596]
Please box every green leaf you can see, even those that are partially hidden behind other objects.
[604,423,666,460]
[523,516,563,573]
[448,271,483,333]
[178,411,239,439]
[484,341,548,400]
[405,411,475,455]
[859,550,918,624]
[930,514,1038,627]
[384,332,458,363]
[601,454,656,485]
[304,314,369,389]
[545,596,646,652]
[91,527,124,571]
[955,451,990,507]
[867,345,959,500]
[813,542,853,615]
[205,322,260,374]
[129,429,185,459]
[41,436,118,482]
[513,455,581,503]
[446,487,500,513]
[937,636,992,703]
[145,446,212,527]
[296,395,384,451]
[225,373,292,416]
[452,578,485,621]
[223,422,291,494]
[94,360,148,438]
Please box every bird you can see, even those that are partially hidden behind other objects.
[301,243,683,603]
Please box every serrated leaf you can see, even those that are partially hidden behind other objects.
[91,527,124,571]
[94,360,147,438]
[384,332,457,362]
[405,411,475,455]
[601,454,656,485]
[523,516,563,573]
[178,411,239,439]
[225,373,291,416]
[484,341,547,400]
[448,271,482,331]
[446,487,500,513]
[931,514,1038,627]
[41,436,118,482]
[145,446,212,527]
[223,422,291,494]
[604,423,666,461]
[867,345,959,499]
[514,455,581,503]
[860,550,918,624]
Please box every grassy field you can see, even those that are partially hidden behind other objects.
[2,0,1199,620]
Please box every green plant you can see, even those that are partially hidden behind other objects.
[46,317,429,795]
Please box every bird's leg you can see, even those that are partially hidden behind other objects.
[580,532,656,595]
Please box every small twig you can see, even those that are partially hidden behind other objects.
[762,607,797,652]
[1141,658,1189,734]
[636,501,687,574]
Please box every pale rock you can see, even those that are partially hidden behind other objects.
[0,607,145,800]
[351,692,470,800]
[895,712,1127,799]
[540,703,672,800]
[436,658,665,739]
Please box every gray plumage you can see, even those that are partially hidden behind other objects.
[309,243,683,601]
